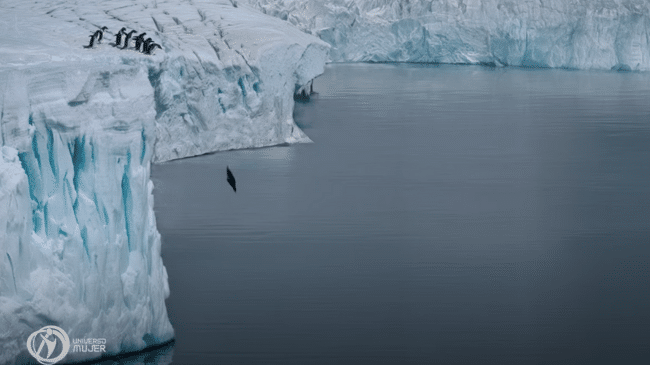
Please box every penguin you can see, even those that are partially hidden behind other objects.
[226,166,236,192]
[142,38,154,53]
[134,32,147,52]
[144,43,162,55]
[83,33,97,48]
[121,30,138,49]
[113,27,127,47]
[93,26,108,44]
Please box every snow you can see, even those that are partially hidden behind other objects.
[0,0,328,363]
[246,0,650,71]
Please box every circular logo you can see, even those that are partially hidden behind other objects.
[26,326,70,365]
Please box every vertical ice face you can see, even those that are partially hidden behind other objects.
[246,0,650,71]
[0,146,33,362]
[144,1,329,161]
[0,146,33,302]
[0,65,173,364]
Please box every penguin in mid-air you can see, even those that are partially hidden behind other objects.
[121,30,138,49]
[134,32,147,52]
[226,166,236,192]
[113,27,127,47]
[144,42,162,55]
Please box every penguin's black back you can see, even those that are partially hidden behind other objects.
[83,34,95,48]
[145,43,161,55]
[226,166,236,192]
[114,31,123,46]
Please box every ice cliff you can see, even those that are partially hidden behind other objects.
[0,65,171,364]
[0,0,327,363]
[247,0,650,71]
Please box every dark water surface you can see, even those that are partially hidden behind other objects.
[152,64,650,364]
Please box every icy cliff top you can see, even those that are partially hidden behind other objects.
[0,1,329,363]
[1,0,330,161]
[1,0,323,67]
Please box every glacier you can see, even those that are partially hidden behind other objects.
[0,0,327,363]
[246,0,650,71]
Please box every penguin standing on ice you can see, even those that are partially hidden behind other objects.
[83,33,97,48]
[142,38,154,53]
[113,27,127,47]
[83,27,108,48]
[134,32,147,52]
[121,30,138,49]
[144,42,162,55]
[94,26,108,44]
[226,166,236,192]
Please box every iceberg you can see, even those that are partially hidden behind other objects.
[0,0,327,363]
[246,0,650,71]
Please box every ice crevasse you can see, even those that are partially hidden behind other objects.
[0,0,328,363]
[247,0,650,71]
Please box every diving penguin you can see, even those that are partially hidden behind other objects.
[226,166,236,192]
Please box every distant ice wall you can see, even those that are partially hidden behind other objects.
[247,0,650,71]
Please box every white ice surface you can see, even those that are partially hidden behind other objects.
[0,1,328,363]
[247,0,650,71]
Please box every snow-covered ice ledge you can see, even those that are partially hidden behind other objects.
[0,0,328,363]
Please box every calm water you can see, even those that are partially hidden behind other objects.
[151,64,650,364]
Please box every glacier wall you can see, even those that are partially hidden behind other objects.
[0,64,173,364]
[247,0,650,71]
[0,0,328,363]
